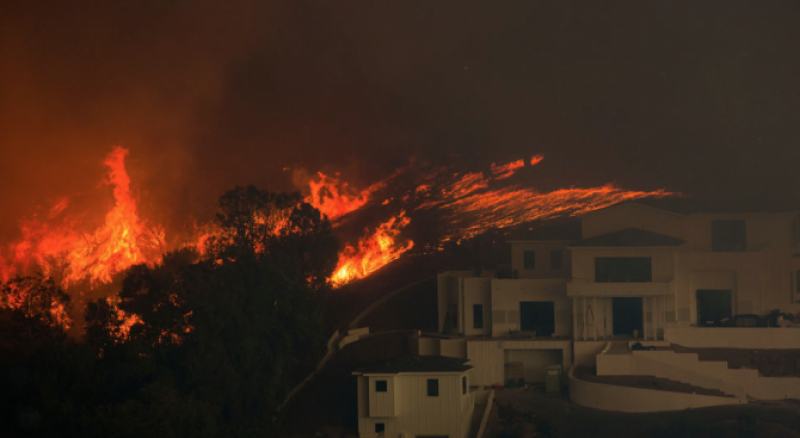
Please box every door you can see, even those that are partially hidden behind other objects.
[520,302,555,335]
[697,290,732,326]
[612,297,643,336]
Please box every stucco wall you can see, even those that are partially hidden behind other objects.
[462,278,492,336]
[510,241,572,279]
[357,373,473,438]
[491,278,571,336]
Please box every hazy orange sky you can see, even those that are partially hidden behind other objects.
[2,1,799,240]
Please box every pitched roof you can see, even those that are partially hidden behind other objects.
[356,355,472,374]
[572,227,686,247]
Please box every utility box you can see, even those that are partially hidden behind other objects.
[545,365,562,394]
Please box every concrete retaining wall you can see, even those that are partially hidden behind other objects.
[666,327,800,349]
[568,366,742,413]
[597,349,800,400]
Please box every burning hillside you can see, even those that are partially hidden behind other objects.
[0,148,673,297]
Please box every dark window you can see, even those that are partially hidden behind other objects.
[595,257,652,282]
[523,250,536,270]
[697,290,733,327]
[375,380,387,392]
[712,220,746,252]
[520,302,555,335]
[427,379,439,396]
[612,297,643,335]
[462,376,467,394]
[375,423,385,433]
[550,250,563,270]
[473,304,483,329]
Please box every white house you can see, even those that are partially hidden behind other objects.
[416,202,800,409]
[352,356,474,438]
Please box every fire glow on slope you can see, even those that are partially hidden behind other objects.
[0,147,166,288]
[331,212,413,287]
[306,154,674,284]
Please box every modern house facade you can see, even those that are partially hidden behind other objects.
[414,202,800,410]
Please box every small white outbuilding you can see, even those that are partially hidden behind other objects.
[352,356,474,438]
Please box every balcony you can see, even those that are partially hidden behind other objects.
[567,278,674,297]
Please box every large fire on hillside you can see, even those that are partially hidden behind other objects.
[0,148,673,295]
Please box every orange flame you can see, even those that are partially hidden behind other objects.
[491,159,525,180]
[530,154,544,166]
[305,172,383,221]
[330,212,414,287]
[1,147,165,288]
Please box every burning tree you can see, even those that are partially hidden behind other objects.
[0,274,72,341]
[76,185,339,436]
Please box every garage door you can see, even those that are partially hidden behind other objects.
[504,349,562,383]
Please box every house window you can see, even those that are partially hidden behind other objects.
[427,379,439,396]
[375,423,385,433]
[375,380,387,392]
[473,304,483,329]
[595,257,652,282]
[712,220,746,252]
[550,250,563,270]
[462,376,467,394]
[524,250,536,270]
[520,301,555,335]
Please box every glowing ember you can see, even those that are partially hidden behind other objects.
[0,147,165,288]
[331,212,414,287]
[530,154,544,166]
[491,159,525,180]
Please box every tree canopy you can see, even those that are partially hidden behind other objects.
[1,187,340,437]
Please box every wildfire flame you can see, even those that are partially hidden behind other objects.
[331,212,414,287]
[0,146,165,288]
[1,148,675,295]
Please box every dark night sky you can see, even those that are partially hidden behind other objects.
[1,1,799,240]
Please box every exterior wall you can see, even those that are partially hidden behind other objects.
[511,241,572,279]
[467,339,573,386]
[666,327,800,349]
[569,367,742,412]
[368,375,397,417]
[491,279,571,336]
[357,373,473,438]
[467,341,505,387]
[462,278,492,336]
[437,272,491,335]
